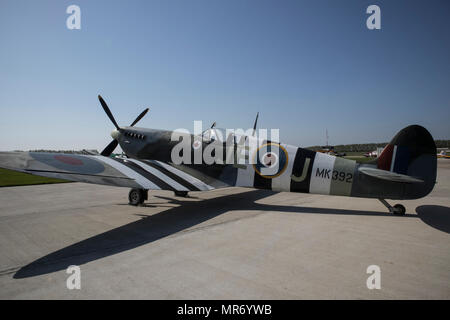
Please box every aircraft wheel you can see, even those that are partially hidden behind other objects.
[129,188,145,206]
[174,190,188,197]
[393,204,406,215]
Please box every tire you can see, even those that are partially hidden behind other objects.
[174,190,188,197]
[129,188,144,206]
[393,204,406,215]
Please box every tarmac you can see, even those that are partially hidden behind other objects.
[0,160,449,299]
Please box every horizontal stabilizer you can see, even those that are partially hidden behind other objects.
[358,167,424,184]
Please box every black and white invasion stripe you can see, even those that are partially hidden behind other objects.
[95,156,213,191]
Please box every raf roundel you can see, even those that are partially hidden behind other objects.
[30,153,105,175]
[252,143,289,179]
[192,140,202,150]
[54,155,83,166]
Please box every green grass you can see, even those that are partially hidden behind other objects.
[0,168,69,187]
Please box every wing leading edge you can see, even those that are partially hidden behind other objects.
[0,152,214,191]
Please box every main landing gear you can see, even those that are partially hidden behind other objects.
[128,188,148,206]
[128,189,188,205]
[378,199,406,215]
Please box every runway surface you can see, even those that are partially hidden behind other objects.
[0,160,449,299]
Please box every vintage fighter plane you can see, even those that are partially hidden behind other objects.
[0,96,437,215]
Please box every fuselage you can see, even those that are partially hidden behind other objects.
[115,126,435,200]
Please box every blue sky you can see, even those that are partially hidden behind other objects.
[0,0,449,151]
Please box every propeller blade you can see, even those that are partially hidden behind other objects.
[100,140,119,157]
[201,121,216,136]
[98,95,120,131]
[130,108,149,127]
[252,112,259,136]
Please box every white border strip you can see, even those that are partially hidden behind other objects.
[272,144,297,192]
[94,156,160,190]
[309,152,336,195]
[390,145,397,172]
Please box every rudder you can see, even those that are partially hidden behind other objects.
[376,125,437,199]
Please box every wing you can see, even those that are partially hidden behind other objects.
[358,166,424,183]
[0,152,214,191]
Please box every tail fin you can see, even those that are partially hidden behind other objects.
[376,125,437,198]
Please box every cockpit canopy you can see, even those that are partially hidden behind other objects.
[202,128,230,143]
[201,127,255,145]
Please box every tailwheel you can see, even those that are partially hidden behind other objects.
[392,204,406,216]
[174,190,189,198]
[378,199,406,215]
[128,188,147,206]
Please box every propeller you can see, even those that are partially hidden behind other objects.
[98,95,149,157]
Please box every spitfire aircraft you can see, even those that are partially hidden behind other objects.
[0,96,437,215]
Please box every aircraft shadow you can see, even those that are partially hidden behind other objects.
[416,205,450,234]
[14,190,417,279]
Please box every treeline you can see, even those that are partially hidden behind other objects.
[307,140,450,152]
[26,149,99,155]
[307,143,386,152]
[436,140,450,148]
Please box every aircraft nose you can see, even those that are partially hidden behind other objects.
[111,129,120,140]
